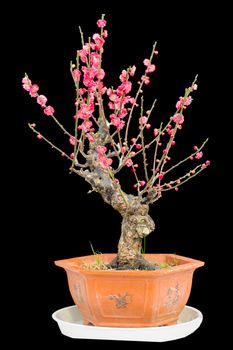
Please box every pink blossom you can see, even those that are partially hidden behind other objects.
[176,180,181,184]
[29,84,39,97]
[79,45,89,63]
[103,30,108,38]
[173,113,184,124]
[69,136,77,146]
[146,124,151,129]
[98,154,112,168]
[81,120,93,132]
[31,123,36,127]
[191,170,196,174]
[110,114,125,129]
[96,145,107,154]
[118,81,132,94]
[139,116,147,125]
[191,83,198,91]
[44,106,54,116]
[158,173,164,180]
[189,156,194,160]
[78,88,86,95]
[92,33,105,50]
[135,143,142,150]
[206,160,210,166]
[129,65,136,76]
[195,151,203,159]
[175,187,179,191]
[87,133,94,142]
[153,128,158,137]
[109,93,118,102]
[90,52,100,67]
[118,108,128,118]
[37,134,42,140]
[37,95,47,107]
[70,153,74,159]
[139,180,146,186]
[125,159,133,167]
[141,75,150,85]
[176,99,183,109]
[193,145,198,151]
[129,97,135,105]
[72,69,81,81]
[171,141,176,146]
[163,149,167,154]
[131,138,136,143]
[184,96,192,106]
[154,50,159,55]
[97,19,107,28]
[143,59,150,67]
[61,152,65,157]
[146,64,156,73]
[121,146,127,154]
[22,76,31,91]
[119,70,127,82]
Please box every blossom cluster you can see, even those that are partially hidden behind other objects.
[23,15,209,203]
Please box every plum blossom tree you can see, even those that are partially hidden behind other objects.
[23,15,209,270]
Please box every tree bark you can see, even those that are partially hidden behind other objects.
[109,197,158,270]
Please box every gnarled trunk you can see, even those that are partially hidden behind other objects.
[109,199,157,270]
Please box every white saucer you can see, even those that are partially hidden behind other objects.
[52,305,203,342]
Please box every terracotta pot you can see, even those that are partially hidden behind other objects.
[55,253,204,327]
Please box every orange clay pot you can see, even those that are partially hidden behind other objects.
[55,253,204,328]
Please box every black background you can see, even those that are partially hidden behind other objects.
[7,0,227,347]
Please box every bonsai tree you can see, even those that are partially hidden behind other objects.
[22,15,209,270]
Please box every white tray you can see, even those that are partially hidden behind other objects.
[52,305,203,342]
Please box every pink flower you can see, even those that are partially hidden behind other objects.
[135,143,142,150]
[171,141,176,146]
[37,134,42,140]
[146,64,156,73]
[44,106,54,116]
[143,59,150,67]
[79,45,88,63]
[193,145,198,151]
[141,75,150,85]
[195,151,203,159]
[176,99,183,109]
[98,154,112,168]
[96,145,107,154]
[119,70,127,82]
[69,136,77,146]
[118,108,128,118]
[92,33,105,50]
[110,114,125,129]
[191,83,198,91]
[37,95,47,107]
[103,30,108,38]
[87,133,94,142]
[158,173,164,180]
[81,120,93,132]
[125,159,133,167]
[72,69,81,81]
[97,19,107,28]
[29,84,39,97]
[173,113,184,124]
[146,123,151,129]
[129,65,136,76]
[121,146,127,154]
[153,128,158,137]
[22,76,31,91]
[139,180,146,186]
[175,187,179,192]
[206,160,210,166]
[139,116,147,125]
[184,96,192,106]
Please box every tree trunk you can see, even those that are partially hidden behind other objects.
[109,198,158,270]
